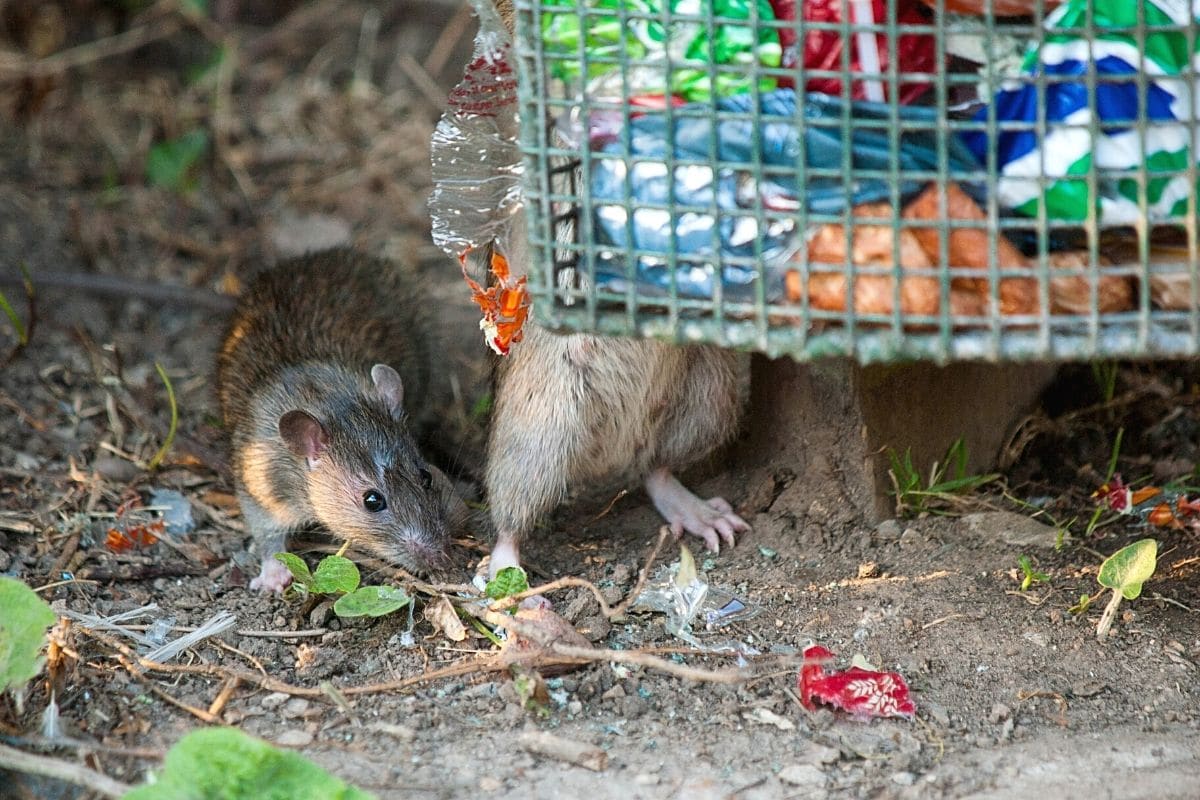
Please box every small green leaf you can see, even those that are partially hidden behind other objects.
[312,556,360,595]
[1068,593,1093,615]
[146,129,208,192]
[274,553,313,589]
[485,566,529,601]
[121,727,375,800]
[1098,538,1158,600]
[333,586,411,618]
[0,577,57,694]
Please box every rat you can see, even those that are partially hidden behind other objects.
[216,248,465,592]
[482,229,752,578]
[462,0,751,579]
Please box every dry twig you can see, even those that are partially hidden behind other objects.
[0,743,130,799]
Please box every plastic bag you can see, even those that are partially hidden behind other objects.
[540,0,782,102]
[770,0,936,103]
[961,0,1200,225]
[587,89,980,300]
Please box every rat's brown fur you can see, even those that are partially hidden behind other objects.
[217,249,464,589]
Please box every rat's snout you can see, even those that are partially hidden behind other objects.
[402,535,454,572]
[386,510,455,574]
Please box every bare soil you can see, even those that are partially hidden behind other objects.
[1,3,1198,799]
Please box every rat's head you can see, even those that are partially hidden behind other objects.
[277,364,453,573]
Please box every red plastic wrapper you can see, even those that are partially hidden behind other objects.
[770,0,935,103]
[799,645,916,720]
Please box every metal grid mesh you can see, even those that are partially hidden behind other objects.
[512,1,1200,363]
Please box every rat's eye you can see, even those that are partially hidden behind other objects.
[419,468,433,490]
[363,490,387,513]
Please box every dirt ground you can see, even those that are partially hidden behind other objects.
[1,2,1198,799]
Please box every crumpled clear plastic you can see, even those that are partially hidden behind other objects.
[428,0,523,264]
[632,546,761,650]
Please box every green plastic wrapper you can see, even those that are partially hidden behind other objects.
[541,0,782,101]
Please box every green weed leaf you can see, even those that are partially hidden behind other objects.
[274,553,313,589]
[146,129,208,192]
[485,566,529,601]
[121,727,374,800]
[333,586,410,618]
[312,556,360,595]
[0,577,57,694]
[1098,538,1158,600]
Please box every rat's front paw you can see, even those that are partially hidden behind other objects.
[645,468,750,553]
[250,556,293,593]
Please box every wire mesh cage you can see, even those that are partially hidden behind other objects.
[510,0,1200,363]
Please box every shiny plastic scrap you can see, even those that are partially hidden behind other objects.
[961,0,1200,225]
[429,0,523,276]
[632,545,761,643]
[799,645,915,721]
[587,90,979,301]
[541,0,782,101]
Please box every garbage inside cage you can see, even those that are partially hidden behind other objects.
[518,0,1200,331]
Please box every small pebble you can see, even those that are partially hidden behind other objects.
[634,773,660,786]
[282,698,311,718]
[891,771,917,787]
[875,519,902,540]
[601,685,626,701]
[479,777,502,792]
[801,743,841,765]
[989,703,1011,724]
[899,528,922,548]
[260,692,289,710]
[275,729,313,747]
[778,764,825,787]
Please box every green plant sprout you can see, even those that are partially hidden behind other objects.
[145,362,178,471]
[0,262,35,365]
[275,544,411,619]
[1104,426,1124,482]
[1091,361,1119,404]
[1094,538,1158,640]
[887,437,998,516]
[1017,555,1050,591]
[146,129,209,192]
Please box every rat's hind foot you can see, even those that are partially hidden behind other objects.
[644,467,749,553]
[487,533,522,579]
[250,555,293,593]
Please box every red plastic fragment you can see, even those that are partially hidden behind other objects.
[1093,474,1132,512]
[1092,475,1165,515]
[799,645,915,720]
[769,0,936,104]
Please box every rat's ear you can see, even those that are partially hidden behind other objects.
[371,363,405,418]
[279,410,328,466]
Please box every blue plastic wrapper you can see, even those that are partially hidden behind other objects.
[960,0,1200,226]
[587,89,980,300]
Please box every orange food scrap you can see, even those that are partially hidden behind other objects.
[104,496,164,552]
[1147,502,1183,530]
[461,247,530,356]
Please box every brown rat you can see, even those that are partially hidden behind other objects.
[483,224,751,577]
[217,249,465,592]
